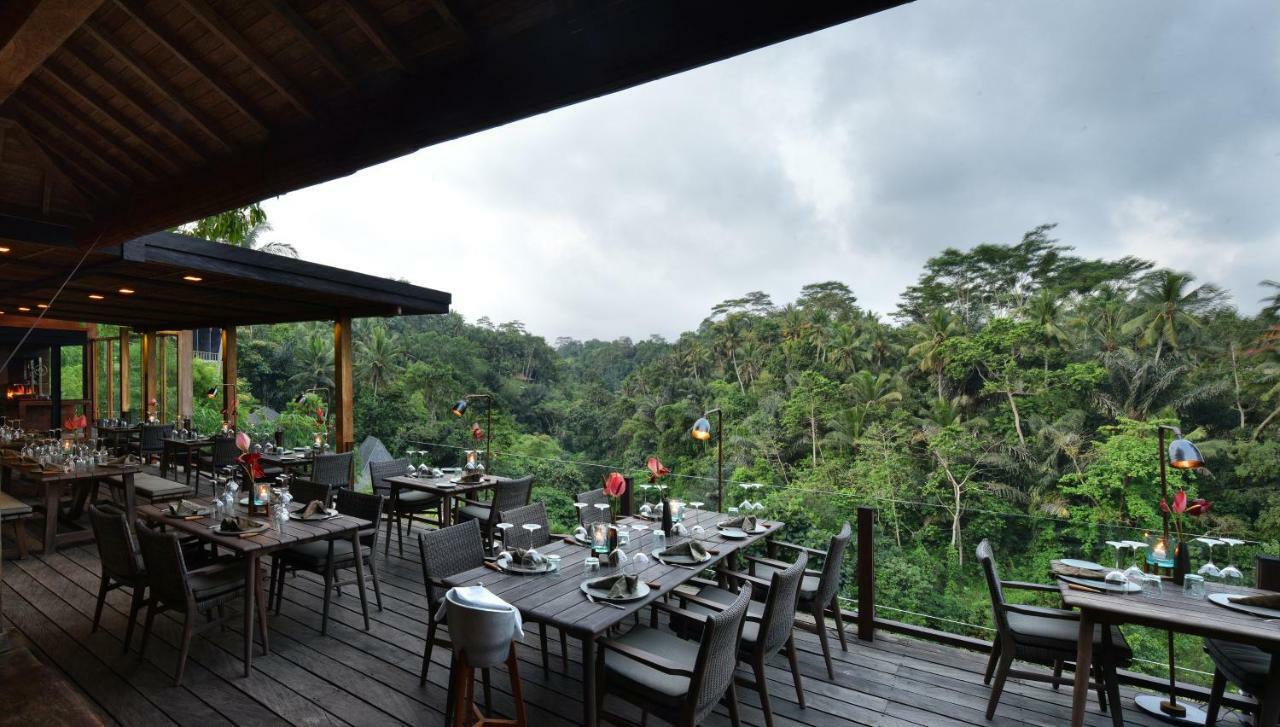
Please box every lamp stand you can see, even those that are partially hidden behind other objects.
[714,408,723,512]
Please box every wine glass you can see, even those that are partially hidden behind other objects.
[638,484,653,517]
[1104,540,1127,583]
[651,530,667,555]
[522,523,542,549]
[1123,541,1147,585]
[593,503,610,525]
[1196,537,1222,579]
[1219,538,1245,587]
[630,551,650,576]
[495,522,515,552]
[630,522,649,547]
[573,501,589,527]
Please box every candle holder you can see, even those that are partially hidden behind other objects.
[590,522,611,555]
[249,482,271,516]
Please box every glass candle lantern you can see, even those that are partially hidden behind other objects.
[669,498,684,524]
[313,432,323,450]
[590,521,611,554]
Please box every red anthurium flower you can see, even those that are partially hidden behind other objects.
[1186,498,1212,517]
[471,423,485,441]
[1160,498,1170,514]
[76,414,87,429]
[237,452,265,479]
[604,471,627,498]
[646,456,670,483]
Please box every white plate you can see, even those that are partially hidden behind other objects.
[580,579,651,603]
[1059,558,1108,571]
[1208,592,1280,619]
[1058,574,1141,594]
[719,528,749,540]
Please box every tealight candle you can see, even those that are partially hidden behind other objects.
[256,482,271,506]
[313,432,323,449]
[590,522,611,554]
[669,498,684,524]
[1153,539,1167,561]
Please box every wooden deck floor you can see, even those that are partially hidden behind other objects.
[1,530,1249,726]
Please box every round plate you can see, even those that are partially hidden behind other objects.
[656,551,709,565]
[296,509,337,521]
[499,561,554,576]
[719,528,749,540]
[1208,592,1280,619]
[1058,558,1108,571]
[717,522,767,535]
[1057,574,1142,594]
[580,579,651,603]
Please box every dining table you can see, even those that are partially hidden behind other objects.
[442,507,781,726]
[138,496,371,677]
[0,459,140,553]
[159,436,212,487]
[1061,576,1280,727]
[259,450,331,477]
[382,473,498,538]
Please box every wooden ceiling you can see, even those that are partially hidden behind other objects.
[0,0,909,249]
[0,230,450,329]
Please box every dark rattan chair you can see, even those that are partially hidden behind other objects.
[287,478,335,510]
[195,435,239,495]
[745,521,850,678]
[136,521,260,686]
[597,582,753,727]
[417,520,487,686]
[575,488,610,525]
[87,504,148,653]
[977,539,1129,725]
[132,423,172,463]
[1204,567,1280,725]
[369,458,440,556]
[268,488,384,635]
[497,502,551,549]
[456,476,533,551]
[310,451,354,488]
[681,554,809,727]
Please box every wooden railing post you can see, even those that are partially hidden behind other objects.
[857,505,875,641]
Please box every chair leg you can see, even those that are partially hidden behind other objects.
[1205,669,1226,726]
[754,660,774,727]
[420,616,438,686]
[831,597,848,652]
[985,649,1014,720]
[786,635,805,709]
[139,599,157,658]
[1092,662,1108,713]
[174,612,195,687]
[1052,659,1063,690]
[726,679,742,727]
[395,513,404,556]
[320,560,335,636]
[507,645,528,726]
[539,624,550,671]
[123,585,144,653]
[812,602,835,679]
[983,640,1001,685]
[91,574,109,633]
[559,628,568,672]
[365,554,383,611]
[1102,648,1124,727]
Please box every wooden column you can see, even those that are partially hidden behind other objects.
[88,338,99,419]
[105,339,115,418]
[221,326,237,425]
[333,317,354,453]
[176,330,193,421]
[141,332,157,422]
[118,327,130,420]
[857,505,876,641]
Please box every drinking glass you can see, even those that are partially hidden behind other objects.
[630,522,648,546]
[573,502,588,526]
[1104,569,1129,593]
[630,551,650,576]
[1104,540,1127,583]
[573,523,588,542]
[638,485,653,517]
[593,503,610,524]
[651,530,667,555]
[545,554,561,574]
[1123,542,1147,585]
[1219,538,1245,587]
[522,523,542,549]
[496,522,515,551]
[616,524,630,547]
[583,557,601,583]
[1140,574,1164,598]
[1183,573,1206,599]
[689,500,704,526]
[1196,537,1222,579]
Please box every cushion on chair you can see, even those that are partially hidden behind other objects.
[0,491,33,519]
[683,584,766,645]
[276,538,369,569]
[1007,610,1132,659]
[189,568,244,603]
[601,625,700,708]
[1206,638,1270,692]
[457,504,491,523]
[129,473,193,503]
[750,561,821,601]
[393,490,438,507]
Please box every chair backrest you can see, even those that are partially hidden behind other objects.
[813,521,852,606]
[288,478,333,509]
[689,582,753,723]
[499,502,550,548]
[140,423,169,450]
[211,436,239,467]
[489,476,533,525]
[445,589,518,668]
[136,521,191,607]
[418,520,486,607]
[976,539,1010,634]
[755,553,808,656]
[88,504,142,582]
[368,458,410,493]
[575,488,609,525]
[335,488,383,542]
[312,452,354,487]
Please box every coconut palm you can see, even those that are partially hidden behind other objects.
[355,326,401,395]
[1261,280,1280,320]
[908,308,962,400]
[1122,270,1224,364]
[288,334,334,390]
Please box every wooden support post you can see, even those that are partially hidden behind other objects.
[177,330,193,421]
[88,338,99,420]
[105,339,115,418]
[141,332,156,422]
[333,317,354,454]
[157,334,167,419]
[857,505,875,642]
[118,327,130,420]
[221,326,237,426]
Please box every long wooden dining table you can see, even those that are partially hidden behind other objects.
[443,507,781,726]
[0,460,140,553]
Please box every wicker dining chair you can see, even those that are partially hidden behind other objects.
[132,423,172,463]
[575,488,610,525]
[195,436,239,495]
[418,520,487,686]
[136,522,260,686]
[597,582,753,727]
[369,458,440,556]
[269,488,384,635]
[88,504,148,653]
[456,476,533,551]
[499,502,570,671]
[310,452,354,488]
[680,554,809,727]
[977,539,1128,725]
[287,478,335,510]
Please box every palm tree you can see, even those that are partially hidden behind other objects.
[1261,280,1280,320]
[1122,270,1224,364]
[239,222,299,258]
[826,324,861,374]
[1080,284,1129,353]
[1023,289,1070,369]
[355,326,401,395]
[908,308,961,400]
[823,371,903,453]
[713,315,747,394]
[288,334,334,390]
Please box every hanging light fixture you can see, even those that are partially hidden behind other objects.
[450,395,492,469]
[1167,432,1205,470]
[451,399,468,417]
[690,408,722,509]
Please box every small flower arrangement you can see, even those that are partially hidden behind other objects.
[1161,489,1211,541]
[236,432,265,484]
[605,471,628,520]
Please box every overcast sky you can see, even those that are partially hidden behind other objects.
[264,1,1280,342]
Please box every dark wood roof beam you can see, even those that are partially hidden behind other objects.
[4,115,114,199]
[8,95,139,186]
[58,43,206,163]
[111,0,271,137]
[37,64,183,175]
[333,0,409,71]
[0,259,125,298]
[264,0,353,88]
[425,0,467,40]
[176,0,316,121]
[0,0,106,105]
[23,78,160,181]
[81,20,236,153]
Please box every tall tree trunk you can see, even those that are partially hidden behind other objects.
[810,413,818,467]
[1005,389,1026,447]
[730,349,745,394]
[1230,342,1247,429]
[1255,406,1280,441]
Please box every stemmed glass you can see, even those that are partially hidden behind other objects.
[1123,541,1147,585]
[689,500,705,537]
[573,502,589,531]
[1104,540,1127,583]
[1219,538,1245,587]
[593,503,610,526]
[638,484,653,517]
[1196,537,1222,579]
[522,523,542,550]
[495,522,515,552]
[630,522,648,548]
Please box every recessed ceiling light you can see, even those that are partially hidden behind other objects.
[36,304,48,309]
[18,307,31,312]
[118,288,135,295]
[182,275,203,282]
[88,294,105,300]
[0,246,10,253]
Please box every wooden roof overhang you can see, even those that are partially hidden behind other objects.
[0,230,450,330]
[0,0,910,250]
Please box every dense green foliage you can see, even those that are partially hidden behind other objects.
[205,217,1280,682]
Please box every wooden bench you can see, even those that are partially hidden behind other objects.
[0,642,107,726]
[0,491,33,559]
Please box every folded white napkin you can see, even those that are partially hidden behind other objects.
[436,585,524,639]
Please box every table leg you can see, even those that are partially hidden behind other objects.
[351,531,371,630]
[442,495,453,528]
[42,482,59,554]
[243,553,258,676]
[1261,651,1280,727]
[581,634,597,726]
[1070,611,1094,727]
[384,485,396,556]
[122,473,137,526]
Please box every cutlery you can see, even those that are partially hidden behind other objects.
[585,592,625,609]
[1068,583,1103,594]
